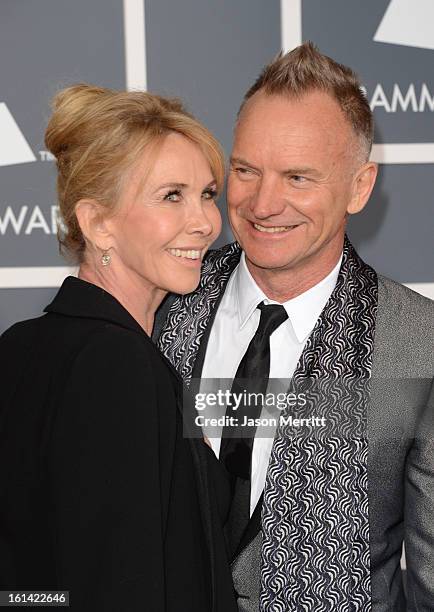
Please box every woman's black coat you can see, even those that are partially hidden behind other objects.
[0,277,237,611]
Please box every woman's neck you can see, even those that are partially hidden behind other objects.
[78,261,167,336]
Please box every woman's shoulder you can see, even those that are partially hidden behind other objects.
[0,314,52,362]
[73,321,158,364]
[1,311,168,384]
[1,310,136,352]
[48,317,167,383]
[67,322,183,404]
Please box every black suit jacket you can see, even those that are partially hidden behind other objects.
[0,277,237,612]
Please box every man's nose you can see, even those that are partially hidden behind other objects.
[249,176,286,219]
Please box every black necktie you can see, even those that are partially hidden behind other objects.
[219,302,288,556]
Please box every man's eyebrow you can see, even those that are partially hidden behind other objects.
[230,157,321,178]
[230,157,261,172]
[283,166,320,177]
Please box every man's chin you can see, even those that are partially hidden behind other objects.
[238,237,300,271]
[244,252,300,273]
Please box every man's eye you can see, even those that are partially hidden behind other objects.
[291,175,306,182]
[233,166,255,179]
[164,189,182,202]
[202,188,218,200]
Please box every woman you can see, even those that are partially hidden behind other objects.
[0,85,237,611]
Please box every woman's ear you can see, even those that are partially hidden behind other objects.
[75,199,113,250]
[347,162,378,215]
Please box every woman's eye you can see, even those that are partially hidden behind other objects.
[202,188,218,200]
[164,189,182,202]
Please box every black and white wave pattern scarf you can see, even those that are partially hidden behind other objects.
[157,241,242,382]
[260,237,378,611]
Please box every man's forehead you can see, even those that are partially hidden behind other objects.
[234,90,353,151]
[239,89,345,126]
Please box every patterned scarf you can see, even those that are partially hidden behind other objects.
[260,237,377,611]
[157,241,242,382]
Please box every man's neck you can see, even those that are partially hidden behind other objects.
[245,241,344,303]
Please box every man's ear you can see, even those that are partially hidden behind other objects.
[347,162,378,215]
[75,199,113,250]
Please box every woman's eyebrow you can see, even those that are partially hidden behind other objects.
[155,182,188,190]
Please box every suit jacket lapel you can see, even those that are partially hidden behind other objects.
[235,493,263,558]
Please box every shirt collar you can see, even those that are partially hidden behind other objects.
[235,252,268,329]
[234,251,342,342]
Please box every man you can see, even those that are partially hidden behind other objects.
[155,43,434,611]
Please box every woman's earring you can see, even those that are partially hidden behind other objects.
[101,250,111,266]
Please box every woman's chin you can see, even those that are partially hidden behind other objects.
[172,280,201,295]
[163,272,202,296]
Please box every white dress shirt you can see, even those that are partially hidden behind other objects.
[201,251,342,515]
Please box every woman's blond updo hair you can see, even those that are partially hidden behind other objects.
[45,84,225,263]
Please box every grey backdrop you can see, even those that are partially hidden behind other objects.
[1,0,433,333]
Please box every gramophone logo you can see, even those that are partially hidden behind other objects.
[0,103,36,167]
[374,0,434,51]
[280,0,434,165]
[0,0,146,291]
[372,0,434,163]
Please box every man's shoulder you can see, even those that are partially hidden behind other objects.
[374,274,433,376]
[377,274,434,322]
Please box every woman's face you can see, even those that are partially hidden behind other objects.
[109,132,222,295]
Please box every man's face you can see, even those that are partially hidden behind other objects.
[228,90,370,278]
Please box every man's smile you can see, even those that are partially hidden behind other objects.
[253,222,299,234]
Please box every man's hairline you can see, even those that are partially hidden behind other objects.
[234,88,372,170]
